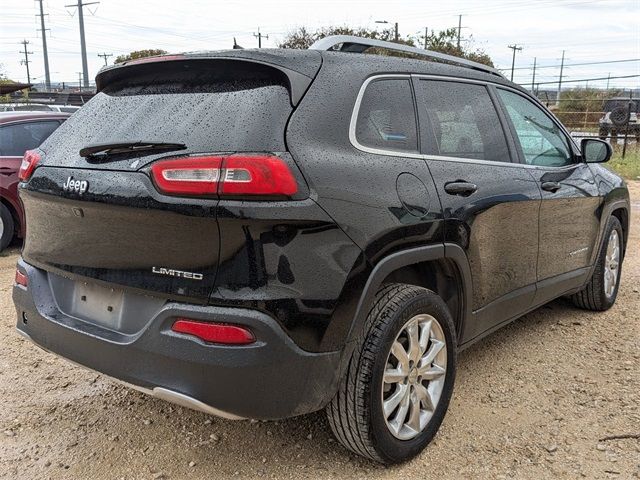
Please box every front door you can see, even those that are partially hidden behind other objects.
[495,88,601,302]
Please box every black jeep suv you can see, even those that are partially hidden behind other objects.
[12,36,630,464]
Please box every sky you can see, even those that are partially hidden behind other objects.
[1,0,639,90]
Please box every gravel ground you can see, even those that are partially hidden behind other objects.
[1,182,638,480]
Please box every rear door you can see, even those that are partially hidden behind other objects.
[20,59,304,302]
[413,77,542,341]
[495,88,601,300]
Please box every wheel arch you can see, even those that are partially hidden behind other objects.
[346,243,473,348]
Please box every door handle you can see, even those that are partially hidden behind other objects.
[444,181,477,196]
[0,167,13,176]
[541,181,561,192]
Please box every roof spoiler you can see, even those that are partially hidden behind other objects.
[309,35,503,78]
[95,54,317,106]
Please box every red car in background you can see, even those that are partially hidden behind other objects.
[0,111,70,251]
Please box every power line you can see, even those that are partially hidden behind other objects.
[508,44,523,82]
[20,39,34,85]
[35,0,51,91]
[65,0,99,88]
[503,57,640,71]
[520,73,640,86]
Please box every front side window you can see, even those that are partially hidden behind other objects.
[417,80,511,162]
[498,89,573,167]
[355,78,418,153]
[0,120,60,156]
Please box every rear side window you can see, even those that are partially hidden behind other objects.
[0,120,60,156]
[417,80,510,162]
[355,78,418,153]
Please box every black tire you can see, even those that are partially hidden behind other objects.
[610,106,630,127]
[571,216,624,311]
[326,283,457,464]
[0,203,15,252]
[598,127,609,140]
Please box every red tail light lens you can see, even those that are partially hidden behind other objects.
[18,150,41,181]
[220,155,298,196]
[15,269,28,287]
[172,319,255,345]
[150,154,298,198]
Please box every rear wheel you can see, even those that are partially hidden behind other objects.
[0,203,15,252]
[571,216,623,311]
[326,284,456,464]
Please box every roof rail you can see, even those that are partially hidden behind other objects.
[309,35,503,78]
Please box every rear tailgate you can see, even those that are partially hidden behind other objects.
[20,54,320,302]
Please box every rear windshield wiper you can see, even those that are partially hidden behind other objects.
[79,141,187,159]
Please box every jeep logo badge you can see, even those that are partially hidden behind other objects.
[63,176,88,195]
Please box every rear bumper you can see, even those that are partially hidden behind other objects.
[12,259,342,420]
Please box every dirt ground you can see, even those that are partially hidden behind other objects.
[1,183,638,480]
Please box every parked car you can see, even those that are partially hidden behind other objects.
[0,111,70,250]
[0,103,81,114]
[12,37,629,464]
[599,97,639,140]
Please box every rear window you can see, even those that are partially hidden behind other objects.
[40,62,292,162]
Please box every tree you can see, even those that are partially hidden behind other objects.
[278,26,493,67]
[114,49,167,64]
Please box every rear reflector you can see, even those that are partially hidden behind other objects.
[18,150,41,181]
[15,269,28,287]
[150,154,298,198]
[171,319,255,345]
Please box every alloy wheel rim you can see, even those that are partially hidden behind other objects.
[604,229,620,299]
[381,314,447,441]
[0,216,4,240]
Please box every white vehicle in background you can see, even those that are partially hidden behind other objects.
[0,104,81,114]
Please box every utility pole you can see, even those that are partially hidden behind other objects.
[424,27,428,49]
[66,0,99,88]
[20,40,33,85]
[507,44,522,82]
[606,72,611,90]
[457,15,463,49]
[35,0,51,91]
[394,22,399,42]
[253,28,268,48]
[531,57,537,93]
[97,52,112,66]
[556,50,565,106]
[77,72,83,92]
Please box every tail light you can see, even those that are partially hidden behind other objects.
[18,150,41,181]
[150,154,298,198]
[171,319,255,345]
[15,269,28,287]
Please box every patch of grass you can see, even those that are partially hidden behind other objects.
[606,148,640,180]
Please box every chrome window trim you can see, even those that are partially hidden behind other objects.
[349,73,581,171]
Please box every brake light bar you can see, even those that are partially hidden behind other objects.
[18,150,41,181]
[150,154,298,197]
[171,319,255,345]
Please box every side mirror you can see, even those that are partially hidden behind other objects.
[581,138,612,163]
